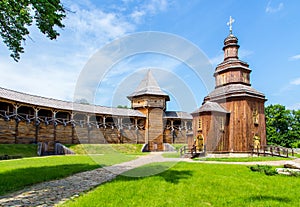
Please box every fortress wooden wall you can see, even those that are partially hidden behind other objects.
[0,118,145,145]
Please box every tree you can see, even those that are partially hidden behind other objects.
[75,98,90,105]
[0,0,66,61]
[117,105,129,109]
[290,110,300,148]
[265,104,300,147]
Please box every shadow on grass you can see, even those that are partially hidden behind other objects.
[0,164,99,196]
[245,195,291,203]
[119,164,193,184]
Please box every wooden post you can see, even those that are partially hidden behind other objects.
[71,113,75,144]
[87,114,90,144]
[13,104,19,144]
[118,117,123,144]
[53,111,57,142]
[34,108,39,143]
[135,118,138,144]
[171,120,174,144]
[103,116,106,129]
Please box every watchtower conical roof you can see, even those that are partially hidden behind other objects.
[127,70,170,101]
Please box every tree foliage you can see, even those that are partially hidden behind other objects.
[0,0,65,61]
[265,104,300,148]
[117,105,129,109]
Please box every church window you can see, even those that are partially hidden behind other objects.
[242,72,248,83]
[198,118,202,130]
[221,74,226,85]
[219,116,225,131]
[253,107,259,125]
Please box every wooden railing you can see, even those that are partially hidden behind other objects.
[179,145,188,157]
[179,145,206,158]
[251,145,294,158]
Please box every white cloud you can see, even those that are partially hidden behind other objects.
[129,0,170,23]
[290,78,300,85]
[144,0,169,14]
[0,0,174,106]
[209,53,223,66]
[266,1,284,13]
[65,3,135,51]
[130,10,146,23]
[289,54,300,61]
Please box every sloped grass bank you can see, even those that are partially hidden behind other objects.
[0,144,37,158]
[66,144,145,155]
[62,162,300,207]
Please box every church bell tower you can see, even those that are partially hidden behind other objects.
[193,16,267,153]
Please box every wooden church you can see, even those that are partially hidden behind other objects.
[192,30,267,153]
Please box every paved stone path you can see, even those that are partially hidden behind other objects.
[0,153,299,207]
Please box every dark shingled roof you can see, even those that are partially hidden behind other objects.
[205,84,266,102]
[0,87,146,117]
[127,70,170,101]
[192,101,229,114]
[163,111,192,120]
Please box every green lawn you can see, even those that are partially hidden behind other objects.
[61,162,300,207]
[0,144,37,158]
[66,144,146,155]
[0,152,139,196]
[194,156,293,162]
[294,153,300,158]
[162,152,181,158]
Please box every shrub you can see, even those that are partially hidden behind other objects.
[249,165,278,176]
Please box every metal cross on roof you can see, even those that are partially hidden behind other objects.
[227,16,235,34]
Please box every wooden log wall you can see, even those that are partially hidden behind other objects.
[163,128,188,144]
[147,108,164,151]
[192,112,229,153]
[17,122,36,144]
[0,120,147,145]
[0,112,146,146]
[220,97,266,152]
[0,119,15,143]
[56,125,73,144]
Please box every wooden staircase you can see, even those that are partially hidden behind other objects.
[37,142,74,156]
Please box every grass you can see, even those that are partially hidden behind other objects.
[162,144,186,158]
[162,152,181,158]
[0,144,37,158]
[66,144,146,155]
[0,151,140,196]
[194,156,293,162]
[293,153,300,158]
[61,162,300,207]
[0,155,98,195]
[171,144,186,151]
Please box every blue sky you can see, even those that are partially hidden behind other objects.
[0,0,300,112]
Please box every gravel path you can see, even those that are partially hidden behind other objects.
[0,153,299,207]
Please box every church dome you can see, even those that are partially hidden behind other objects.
[223,34,239,50]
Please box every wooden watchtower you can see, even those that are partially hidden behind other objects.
[127,70,170,151]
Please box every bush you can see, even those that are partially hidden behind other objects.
[249,165,278,176]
